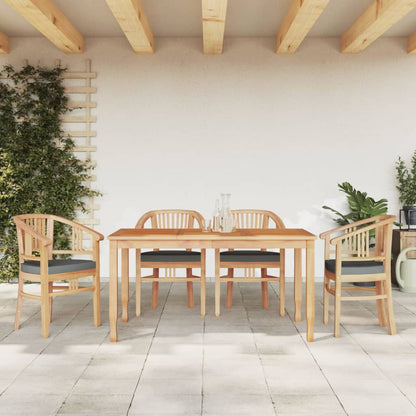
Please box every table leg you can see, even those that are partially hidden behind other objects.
[215,249,220,317]
[306,241,315,342]
[109,241,119,342]
[294,248,302,322]
[121,248,129,322]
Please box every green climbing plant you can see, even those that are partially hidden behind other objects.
[0,64,99,282]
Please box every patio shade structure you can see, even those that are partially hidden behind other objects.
[1,0,416,54]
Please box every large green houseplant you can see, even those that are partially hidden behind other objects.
[322,182,388,226]
[0,64,99,282]
[396,150,416,225]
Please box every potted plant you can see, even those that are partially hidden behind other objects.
[396,150,416,225]
[322,182,388,226]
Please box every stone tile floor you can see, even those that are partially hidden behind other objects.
[1,281,416,415]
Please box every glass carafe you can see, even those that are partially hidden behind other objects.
[220,193,233,232]
[212,199,220,232]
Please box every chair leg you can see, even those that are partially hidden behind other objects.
[152,269,159,309]
[200,252,206,317]
[40,281,50,338]
[323,273,329,325]
[215,249,220,317]
[14,276,24,331]
[48,282,53,323]
[261,269,269,309]
[121,248,129,322]
[226,268,233,308]
[384,278,397,335]
[136,249,141,317]
[136,263,142,317]
[294,249,302,322]
[186,268,194,308]
[334,278,341,338]
[279,264,285,317]
[375,280,386,327]
[93,273,101,327]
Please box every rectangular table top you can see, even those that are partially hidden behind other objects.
[108,228,317,241]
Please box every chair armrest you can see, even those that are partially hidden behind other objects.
[51,215,104,241]
[329,216,394,245]
[319,216,380,240]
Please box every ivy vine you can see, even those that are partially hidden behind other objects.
[0,64,100,282]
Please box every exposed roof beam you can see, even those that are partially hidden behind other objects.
[0,31,9,54]
[342,0,416,53]
[408,32,416,53]
[105,0,153,54]
[4,0,83,53]
[202,0,228,54]
[276,0,330,54]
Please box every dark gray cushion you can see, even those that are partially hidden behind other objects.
[141,250,201,262]
[21,259,96,275]
[325,259,384,275]
[220,250,280,262]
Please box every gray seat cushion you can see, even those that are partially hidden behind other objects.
[141,250,201,262]
[220,250,280,262]
[325,259,384,275]
[21,259,96,275]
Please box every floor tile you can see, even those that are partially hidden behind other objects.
[203,393,275,415]
[272,393,344,414]
[129,392,201,415]
[57,394,132,414]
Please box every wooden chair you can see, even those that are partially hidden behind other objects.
[135,209,206,316]
[215,209,285,316]
[13,214,104,338]
[320,215,396,337]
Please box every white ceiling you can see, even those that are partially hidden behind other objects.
[1,0,416,39]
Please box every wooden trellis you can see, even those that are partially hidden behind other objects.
[59,59,99,228]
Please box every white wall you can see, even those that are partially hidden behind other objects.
[2,36,415,280]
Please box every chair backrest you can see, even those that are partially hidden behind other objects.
[322,215,395,262]
[14,214,55,261]
[231,210,285,230]
[13,214,102,262]
[135,210,205,229]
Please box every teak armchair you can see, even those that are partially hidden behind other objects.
[13,214,104,338]
[135,209,206,316]
[215,209,285,316]
[320,215,396,337]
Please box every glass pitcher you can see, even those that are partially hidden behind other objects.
[220,193,233,233]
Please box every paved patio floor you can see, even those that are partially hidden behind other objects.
[1,281,416,415]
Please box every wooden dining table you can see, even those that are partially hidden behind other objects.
[108,228,317,342]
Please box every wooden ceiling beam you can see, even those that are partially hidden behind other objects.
[276,0,330,54]
[408,32,416,53]
[105,0,154,54]
[0,31,9,54]
[202,0,228,54]
[342,0,416,53]
[4,0,83,53]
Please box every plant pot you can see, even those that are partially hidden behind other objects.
[403,206,416,225]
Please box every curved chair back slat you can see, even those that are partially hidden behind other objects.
[231,209,285,230]
[136,209,204,230]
